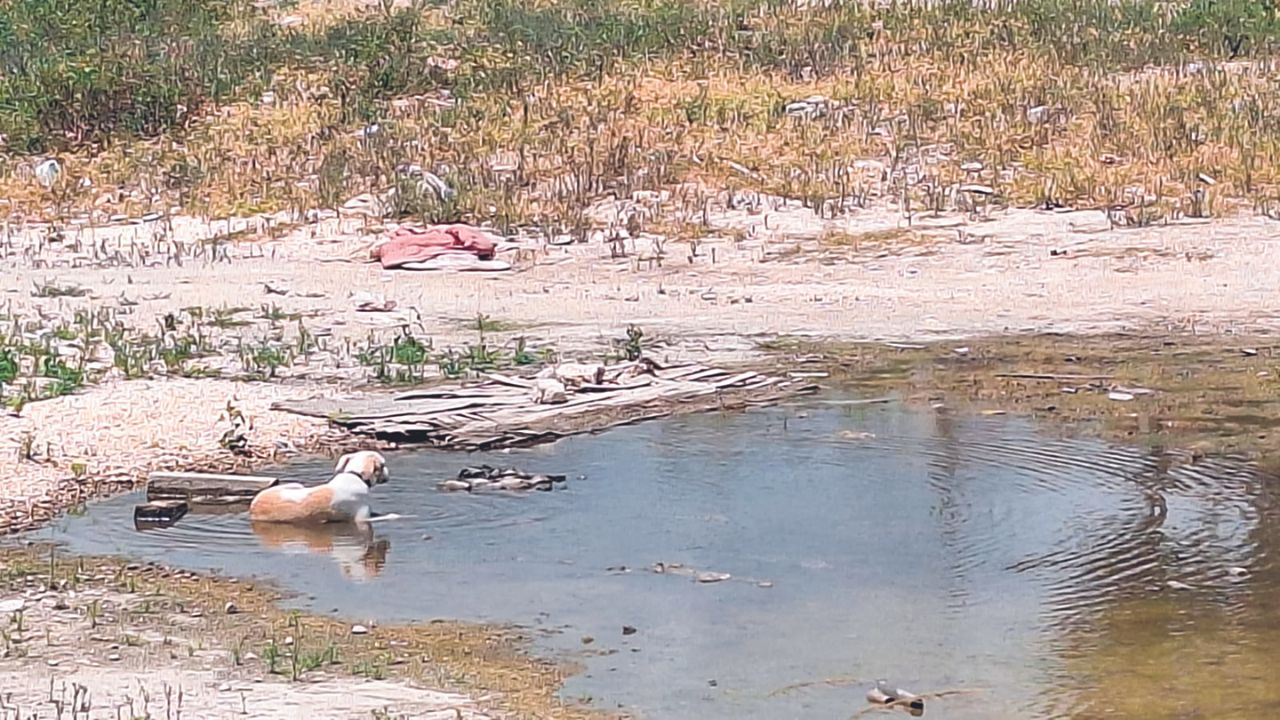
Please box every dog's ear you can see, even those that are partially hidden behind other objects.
[334,453,355,473]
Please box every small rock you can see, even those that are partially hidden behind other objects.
[46,659,60,667]
[224,602,239,615]
[351,625,369,635]
[622,626,637,636]
[107,653,121,662]
[581,636,595,645]
[218,682,232,692]
[1108,391,1135,402]
[34,158,61,188]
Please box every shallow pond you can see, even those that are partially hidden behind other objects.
[40,399,1280,719]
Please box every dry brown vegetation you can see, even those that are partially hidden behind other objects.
[3,0,1280,233]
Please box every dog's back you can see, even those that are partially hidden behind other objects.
[249,482,341,523]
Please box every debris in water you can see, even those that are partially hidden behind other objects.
[1108,391,1136,402]
[440,465,568,493]
[1166,580,1194,591]
[351,624,370,635]
[696,572,732,584]
[840,430,876,440]
[133,500,189,528]
[866,680,925,716]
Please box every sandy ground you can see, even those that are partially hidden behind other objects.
[1,195,1278,717]
[0,553,499,720]
[3,198,1280,530]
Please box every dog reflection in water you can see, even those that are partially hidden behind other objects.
[249,521,390,582]
[246,450,394,581]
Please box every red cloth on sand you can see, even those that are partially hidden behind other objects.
[373,224,496,269]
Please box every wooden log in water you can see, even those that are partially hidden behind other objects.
[146,472,277,501]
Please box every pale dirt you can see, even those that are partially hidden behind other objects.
[0,580,489,720]
[1,196,1278,717]
[3,198,1279,529]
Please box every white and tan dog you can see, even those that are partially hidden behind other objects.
[249,451,389,524]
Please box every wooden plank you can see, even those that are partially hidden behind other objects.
[147,472,277,501]
[393,386,527,401]
[283,362,820,449]
[133,500,189,529]
[578,377,655,392]
[994,372,1113,381]
[713,371,760,388]
[480,373,536,389]
[654,364,708,380]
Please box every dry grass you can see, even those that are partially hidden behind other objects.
[3,0,1280,231]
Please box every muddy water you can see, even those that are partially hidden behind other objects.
[40,400,1280,719]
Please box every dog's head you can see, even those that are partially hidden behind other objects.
[334,450,389,487]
